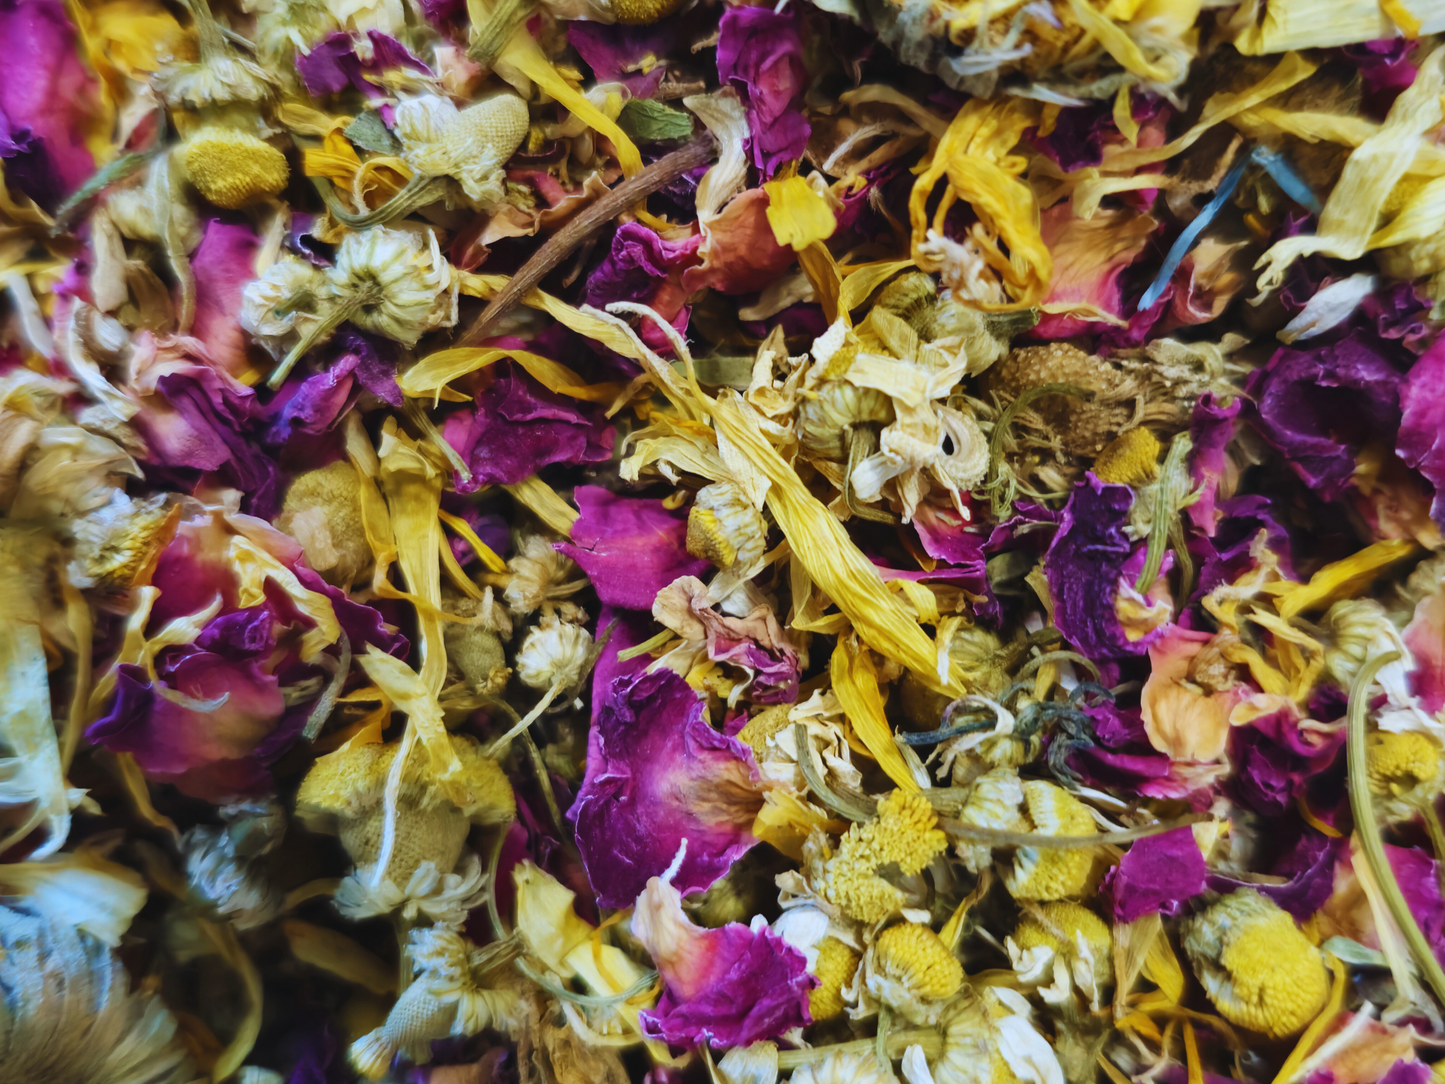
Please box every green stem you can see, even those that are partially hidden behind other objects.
[266,295,358,390]
[1135,431,1191,595]
[981,383,1091,521]
[1346,651,1445,1006]
[795,723,875,822]
[311,173,442,229]
[940,811,1207,849]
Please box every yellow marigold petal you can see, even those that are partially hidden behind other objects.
[764,176,838,252]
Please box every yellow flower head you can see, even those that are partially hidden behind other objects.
[1093,428,1162,485]
[276,460,371,588]
[809,935,861,1021]
[823,791,948,924]
[1004,782,1098,901]
[1183,888,1330,1039]
[609,0,683,23]
[297,734,514,883]
[1012,901,1114,992]
[181,127,289,209]
[1367,730,1442,796]
[872,922,965,1002]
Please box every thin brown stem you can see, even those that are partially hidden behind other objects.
[454,135,715,348]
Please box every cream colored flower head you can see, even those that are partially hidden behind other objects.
[241,254,328,358]
[323,226,459,345]
[394,92,530,208]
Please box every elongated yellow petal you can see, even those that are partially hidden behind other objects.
[763,176,837,251]
[1261,539,1418,619]
[831,639,920,791]
[401,346,621,403]
[712,391,961,693]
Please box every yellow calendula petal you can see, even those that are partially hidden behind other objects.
[831,638,920,792]
[838,258,916,313]
[357,646,462,781]
[763,176,838,252]
[1114,84,1140,146]
[459,273,647,359]
[909,97,1051,309]
[1255,46,1445,294]
[377,424,448,695]
[1261,538,1418,619]
[1065,0,1187,84]
[505,475,580,537]
[498,30,642,177]
[302,130,363,184]
[1232,0,1445,53]
[712,391,960,693]
[400,346,622,404]
[1099,52,1318,171]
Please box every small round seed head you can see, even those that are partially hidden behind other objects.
[276,460,372,587]
[872,922,964,1002]
[1183,888,1329,1039]
[809,936,861,1021]
[182,128,290,208]
[687,481,766,570]
[823,791,948,924]
[1093,428,1162,485]
[1367,730,1441,796]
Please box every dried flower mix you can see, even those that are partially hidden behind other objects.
[19,1,1445,1083]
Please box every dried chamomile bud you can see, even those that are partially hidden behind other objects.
[240,253,328,358]
[953,766,1025,871]
[515,616,593,691]
[865,921,964,1022]
[797,381,894,460]
[180,127,290,209]
[351,927,522,1079]
[153,0,275,111]
[687,480,767,571]
[1011,901,1114,996]
[874,271,1008,375]
[505,533,585,617]
[1366,730,1441,796]
[1322,598,1404,690]
[443,590,511,695]
[296,733,514,888]
[182,821,283,930]
[322,226,459,345]
[1182,888,1329,1039]
[809,935,861,1021]
[791,1052,897,1084]
[823,791,947,924]
[393,92,530,208]
[67,491,176,590]
[1004,781,1098,901]
[1093,428,1162,485]
[276,460,372,587]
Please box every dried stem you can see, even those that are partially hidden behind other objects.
[454,135,715,348]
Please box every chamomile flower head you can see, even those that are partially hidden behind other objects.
[180,127,290,209]
[1092,428,1162,485]
[154,52,276,111]
[240,253,328,358]
[1367,729,1442,796]
[809,935,861,1021]
[442,591,511,695]
[515,616,593,691]
[954,767,1026,873]
[393,92,530,208]
[1323,598,1406,690]
[504,533,585,617]
[823,790,947,924]
[276,460,372,587]
[1011,902,1114,994]
[322,226,459,345]
[1004,782,1098,901]
[687,480,767,571]
[296,733,514,887]
[865,922,964,1022]
[1182,888,1330,1039]
[797,380,895,460]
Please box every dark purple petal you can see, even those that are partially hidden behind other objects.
[571,669,762,909]
[296,566,408,656]
[295,31,431,96]
[0,0,98,196]
[196,607,276,660]
[1248,332,1403,500]
[1044,473,1156,659]
[265,357,358,445]
[556,486,709,611]
[1186,393,1241,536]
[1207,831,1343,919]
[716,6,810,174]
[1387,846,1445,967]
[567,21,673,98]
[0,110,63,212]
